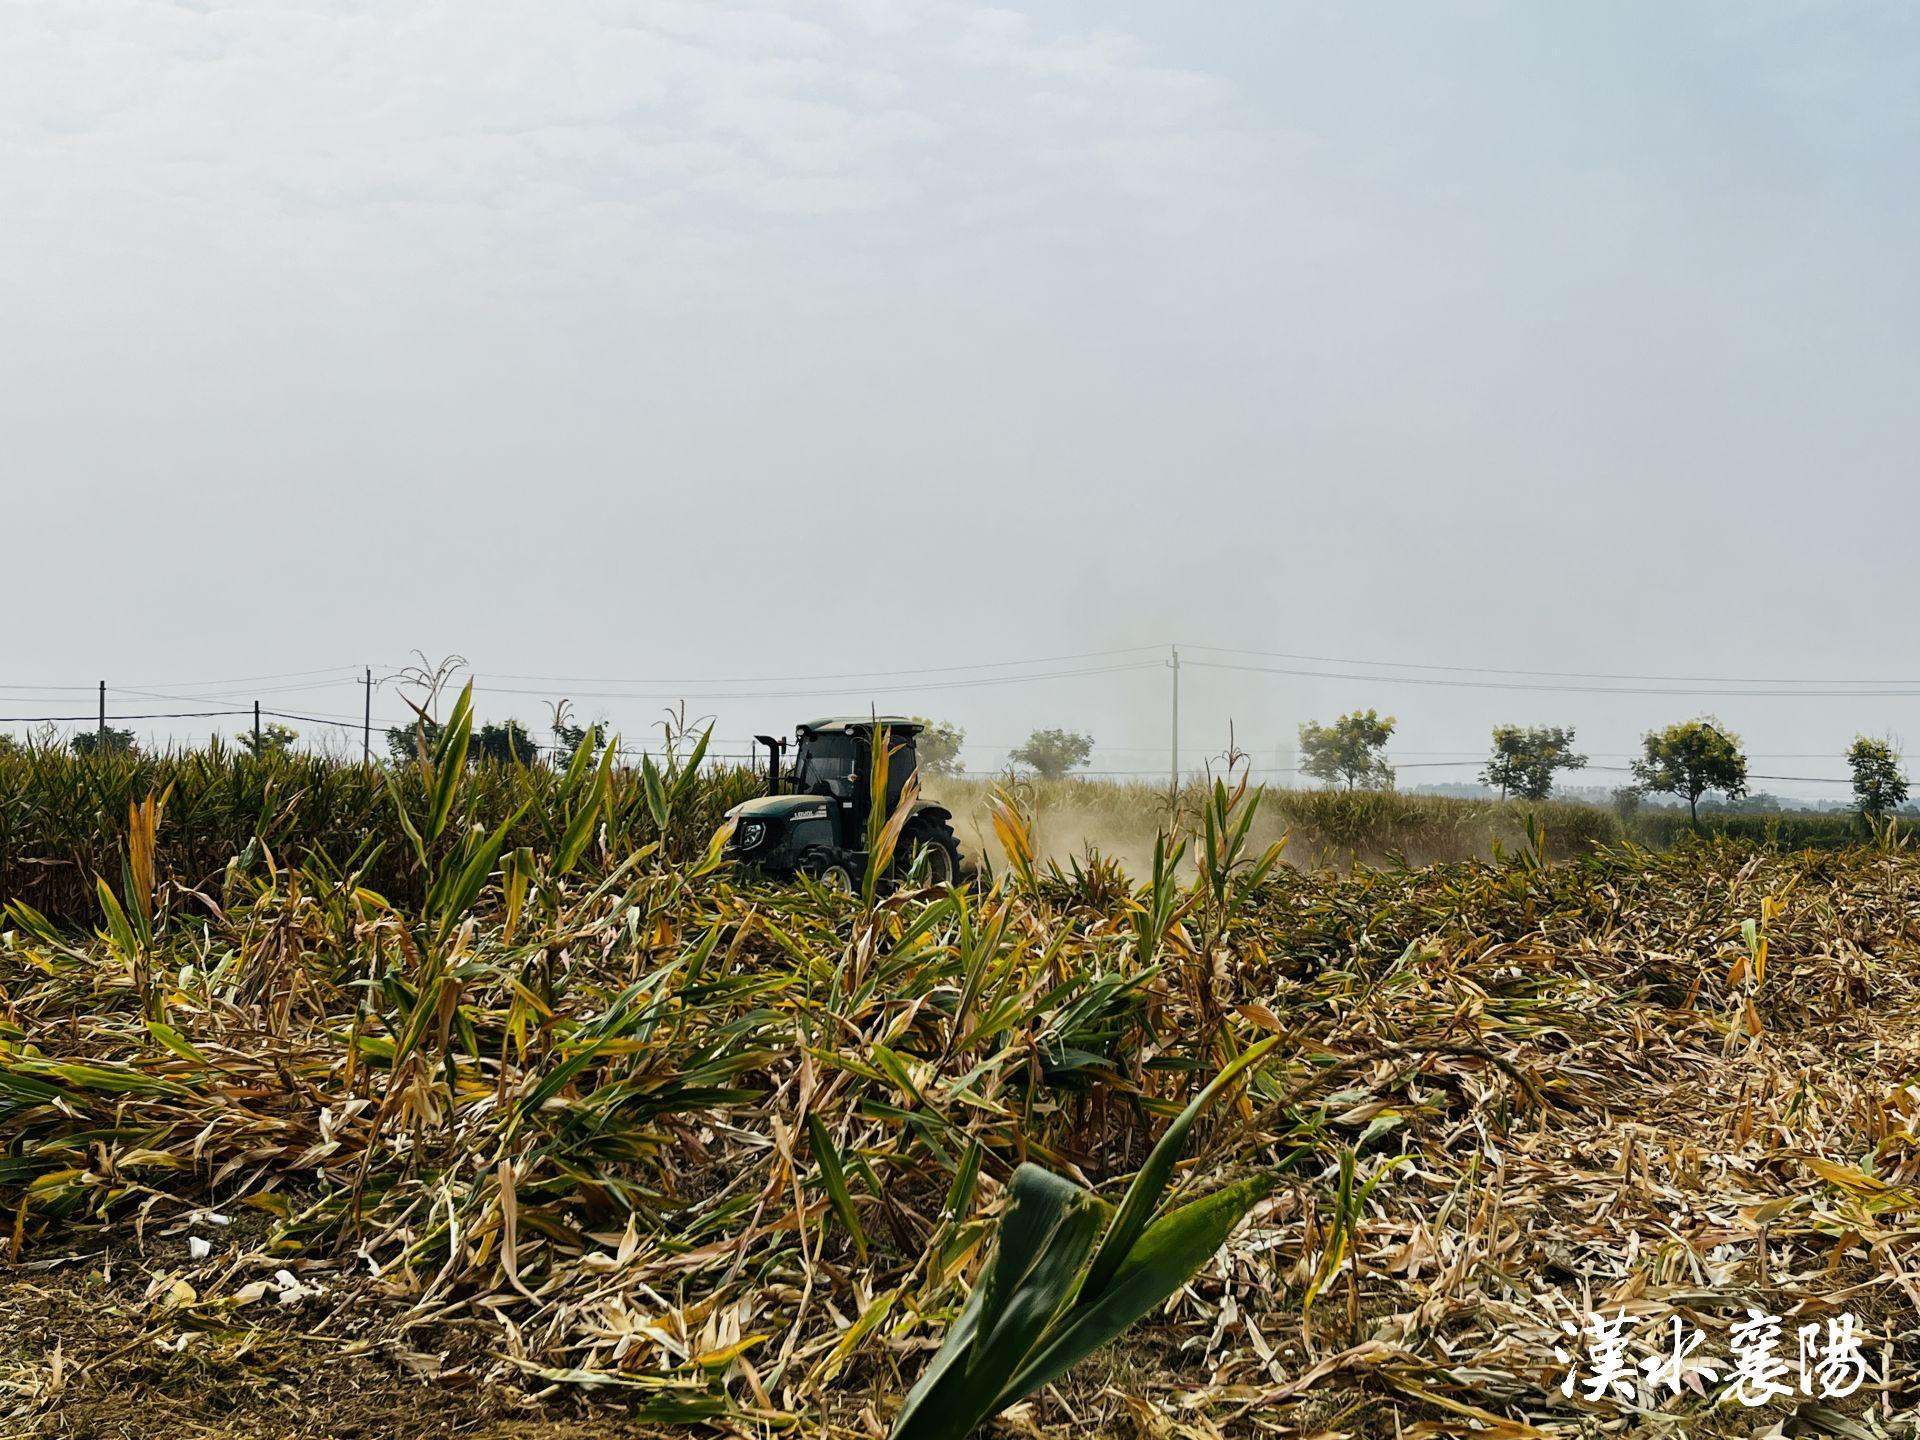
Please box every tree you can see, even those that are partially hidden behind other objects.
[1010,728,1093,780]
[1848,736,1908,823]
[1611,785,1643,826]
[1482,724,1587,801]
[553,720,605,767]
[912,718,966,778]
[1701,790,1782,814]
[1298,710,1395,790]
[547,699,604,768]
[237,722,299,758]
[71,728,136,756]
[1630,718,1747,825]
[386,717,443,765]
[474,719,540,766]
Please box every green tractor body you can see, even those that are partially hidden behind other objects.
[726,716,962,886]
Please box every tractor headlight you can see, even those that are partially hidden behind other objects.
[739,820,767,850]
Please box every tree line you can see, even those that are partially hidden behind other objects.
[1296,710,1910,824]
[22,706,1912,825]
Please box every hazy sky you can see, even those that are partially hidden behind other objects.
[4,1,1918,795]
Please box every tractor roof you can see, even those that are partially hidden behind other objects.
[797,716,923,737]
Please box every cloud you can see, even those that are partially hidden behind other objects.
[0,0,1267,308]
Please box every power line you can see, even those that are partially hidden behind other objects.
[263,708,411,731]
[0,665,368,694]
[120,679,363,704]
[466,659,1165,702]
[463,645,1167,688]
[1184,658,1920,700]
[20,637,1920,706]
[0,709,253,723]
[1182,644,1920,688]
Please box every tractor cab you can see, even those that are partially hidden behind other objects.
[790,718,918,832]
[726,716,961,886]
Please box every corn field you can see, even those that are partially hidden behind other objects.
[4,715,1920,1438]
[0,737,762,929]
[2,744,1858,938]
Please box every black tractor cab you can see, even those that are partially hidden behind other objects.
[725,716,962,887]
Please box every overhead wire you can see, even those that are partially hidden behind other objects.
[4,642,1917,792]
[1181,644,1920,688]
[1182,657,1920,699]
[462,645,1168,688]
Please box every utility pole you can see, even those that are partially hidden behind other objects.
[1169,644,1180,795]
[362,666,372,764]
[253,700,262,748]
[97,680,105,742]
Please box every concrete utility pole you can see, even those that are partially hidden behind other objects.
[253,700,262,748]
[97,680,105,741]
[1169,644,1180,794]
[362,666,373,764]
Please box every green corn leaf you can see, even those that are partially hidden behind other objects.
[943,1139,984,1225]
[501,844,534,941]
[429,806,525,939]
[869,1044,925,1105]
[95,877,140,963]
[997,1171,1279,1406]
[560,716,599,790]
[556,739,615,876]
[671,726,713,804]
[387,775,430,871]
[3,900,71,953]
[146,1019,208,1064]
[425,685,474,845]
[1080,1033,1279,1301]
[890,1164,1102,1440]
[637,756,667,833]
[888,1271,988,1440]
[806,1115,868,1262]
[11,1057,192,1097]
[118,856,153,951]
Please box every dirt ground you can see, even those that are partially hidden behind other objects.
[0,1262,606,1440]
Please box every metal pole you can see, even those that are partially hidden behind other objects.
[98,680,105,741]
[363,666,372,764]
[1169,644,1180,794]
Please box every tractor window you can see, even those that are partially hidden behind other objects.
[795,735,861,797]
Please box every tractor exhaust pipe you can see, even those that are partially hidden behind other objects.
[754,735,786,794]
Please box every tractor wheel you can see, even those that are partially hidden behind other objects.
[896,816,962,886]
[804,857,854,891]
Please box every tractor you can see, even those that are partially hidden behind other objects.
[724,716,963,887]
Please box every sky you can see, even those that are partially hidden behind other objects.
[3,1,1918,796]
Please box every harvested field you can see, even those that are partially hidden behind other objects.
[6,738,1920,1438]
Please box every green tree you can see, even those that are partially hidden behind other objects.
[1848,736,1908,822]
[1611,785,1643,827]
[552,720,604,767]
[1631,718,1747,825]
[473,719,540,766]
[237,722,299,758]
[546,699,605,768]
[1482,724,1586,801]
[912,718,966,778]
[386,717,444,765]
[71,727,136,756]
[1010,728,1094,780]
[1298,710,1395,790]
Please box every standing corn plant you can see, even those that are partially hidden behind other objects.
[890,1035,1283,1440]
[91,789,171,1022]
